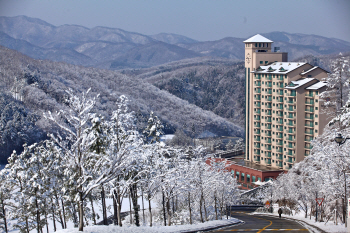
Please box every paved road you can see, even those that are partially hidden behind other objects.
[212,211,309,233]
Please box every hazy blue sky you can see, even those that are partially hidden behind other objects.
[0,0,349,42]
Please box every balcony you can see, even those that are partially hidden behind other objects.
[305,107,314,113]
[305,144,313,149]
[266,76,272,81]
[306,92,314,97]
[266,103,272,109]
[288,143,294,148]
[266,117,272,122]
[266,160,272,165]
[277,76,284,81]
[277,126,283,131]
[255,89,261,94]
[255,95,261,101]
[266,152,272,158]
[255,82,261,87]
[276,147,283,153]
[305,129,314,135]
[266,89,272,94]
[265,131,272,137]
[254,143,261,149]
[277,140,283,145]
[305,115,314,120]
[265,138,272,143]
[277,90,284,96]
[255,102,261,107]
[305,137,314,142]
[255,109,261,114]
[277,97,283,102]
[255,156,261,162]
[278,83,284,88]
[255,137,261,142]
[266,111,272,116]
[288,114,295,119]
[277,156,283,160]
[288,151,295,156]
[277,119,283,124]
[277,134,283,139]
[267,96,272,101]
[288,121,295,126]
[254,122,261,127]
[265,124,272,129]
[254,130,261,135]
[287,136,295,141]
[287,158,294,163]
[305,99,314,105]
[255,75,261,79]
[288,129,296,134]
[288,106,295,111]
[277,105,283,110]
[276,112,283,117]
[254,150,261,155]
[305,122,314,127]
[254,116,261,120]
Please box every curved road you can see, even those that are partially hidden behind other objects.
[212,211,310,233]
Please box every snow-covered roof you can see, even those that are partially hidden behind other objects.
[285,78,315,89]
[243,34,273,43]
[300,66,318,75]
[306,81,328,90]
[252,62,306,74]
[300,66,330,75]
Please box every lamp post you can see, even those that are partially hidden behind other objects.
[334,133,350,230]
[335,133,350,146]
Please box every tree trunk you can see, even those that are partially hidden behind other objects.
[90,197,96,225]
[188,192,192,225]
[199,194,204,223]
[215,194,218,220]
[148,198,152,227]
[44,208,49,233]
[51,198,57,232]
[131,184,140,226]
[36,194,40,233]
[162,191,167,226]
[141,189,145,224]
[101,186,108,225]
[78,192,84,231]
[167,199,171,226]
[26,216,29,233]
[61,199,67,229]
[116,188,122,227]
[202,193,208,221]
[1,197,8,233]
[129,192,133,224]
[113,190,118,225]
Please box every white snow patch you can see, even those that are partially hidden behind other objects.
[55,218,241,233]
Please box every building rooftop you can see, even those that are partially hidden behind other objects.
[285,78,315,89]
[228,158,283,172]
[306,81,328,90]
[252,62,306,74]
[243,34,273,43]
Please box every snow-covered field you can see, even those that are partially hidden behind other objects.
[54,218,241,233]
[252,211,346,233]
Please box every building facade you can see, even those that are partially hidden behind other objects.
[244,34,331,170]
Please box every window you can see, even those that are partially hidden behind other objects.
[252,176,256,182]
[265,61,268,64]
[241,173,245,182]
[255,43,258,47]
[258,177,261,182]
[259,43,261,47]
[260,61,263,64]
[307,75,312,77]
[247,174,250,183]
[236,171,239,180]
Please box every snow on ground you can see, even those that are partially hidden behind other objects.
[252,211,346,233]
[7,197,156,233]
[54,218,241,233]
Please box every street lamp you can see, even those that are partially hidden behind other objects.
[335,133,350,146]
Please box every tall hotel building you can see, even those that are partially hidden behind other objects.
[244,34,331,171]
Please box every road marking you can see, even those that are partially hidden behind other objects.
[228,229,308,231]
[256,217,272,233]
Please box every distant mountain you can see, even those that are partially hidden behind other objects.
[150,33,198,44]
[0,45,243,140]
[0,16,350,69]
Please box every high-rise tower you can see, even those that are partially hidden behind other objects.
[244,34,330,170]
